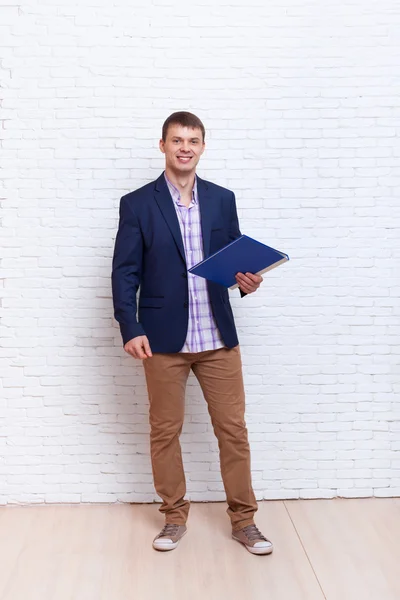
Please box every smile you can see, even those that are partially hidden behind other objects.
[177,156,192,163]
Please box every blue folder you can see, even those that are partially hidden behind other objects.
[188,235,289,290]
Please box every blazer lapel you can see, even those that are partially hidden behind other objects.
[154,173,186,264]
[196,175,213,259]
[153,171,215,264]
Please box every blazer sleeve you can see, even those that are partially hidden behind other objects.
[229,191,247,299]
[111,196,146,345]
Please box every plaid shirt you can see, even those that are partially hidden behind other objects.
[164,172,225,353]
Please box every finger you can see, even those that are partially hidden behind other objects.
[245,272,263,283]
[128,343,141,359]
[245,283,260,292]
[242,279,259,292]
[236,273,254,287]
[241,274,262,289]
[239,283,255,294]
[135,345,147,360]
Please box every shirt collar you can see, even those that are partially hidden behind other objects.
[164,171,198,205]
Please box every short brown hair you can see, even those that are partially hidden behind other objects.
[162,111,205,142]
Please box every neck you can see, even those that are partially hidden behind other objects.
[164,167,196,195]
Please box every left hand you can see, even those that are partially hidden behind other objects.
[235,272,263,294]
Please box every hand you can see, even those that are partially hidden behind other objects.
[124,335,153,359]
[235,272,263,294]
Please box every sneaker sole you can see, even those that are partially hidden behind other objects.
[232,535,274,555]
[152,528,187,552]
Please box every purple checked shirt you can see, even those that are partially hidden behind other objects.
[164,172,225,353]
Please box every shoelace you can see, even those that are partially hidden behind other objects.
[242,524,268,542]
[159,523,180,538]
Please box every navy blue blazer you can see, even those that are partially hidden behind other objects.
[111,171,245,352]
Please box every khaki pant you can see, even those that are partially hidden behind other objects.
[143,345,258,532]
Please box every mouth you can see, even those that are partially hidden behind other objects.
[177,156,193,164]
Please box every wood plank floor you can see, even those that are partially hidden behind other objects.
[0,498,399,600]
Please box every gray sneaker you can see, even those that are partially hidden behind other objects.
[232,524,273,555]
[152,524,187,551]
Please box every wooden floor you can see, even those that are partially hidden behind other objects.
[0,498,399,600]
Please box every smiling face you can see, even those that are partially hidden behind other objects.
[159,124,205,175]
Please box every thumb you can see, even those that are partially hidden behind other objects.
[143,337,153,357]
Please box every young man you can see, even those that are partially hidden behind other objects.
[111,111,273,555]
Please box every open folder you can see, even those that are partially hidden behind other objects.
[188,234,289,290]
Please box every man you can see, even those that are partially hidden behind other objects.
[111,111,273,556]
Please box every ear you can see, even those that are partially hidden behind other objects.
[159,139,165,154]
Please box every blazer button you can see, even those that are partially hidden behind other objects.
[183,302,188,308]
[181,272,187,278]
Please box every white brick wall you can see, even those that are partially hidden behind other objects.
[1,0,399,504]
